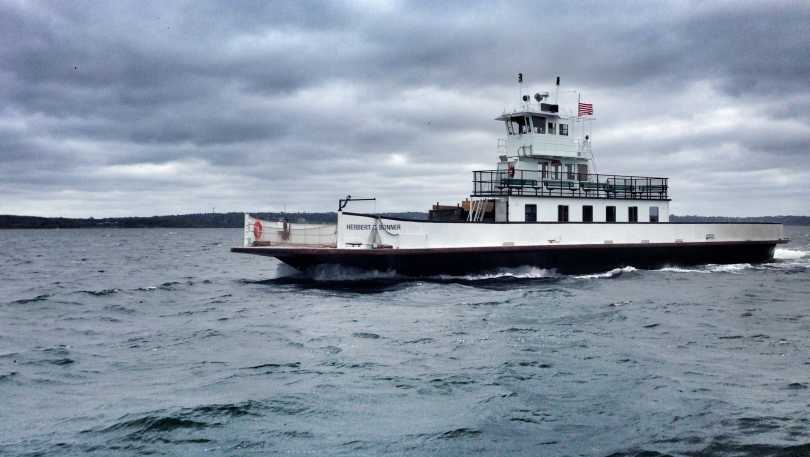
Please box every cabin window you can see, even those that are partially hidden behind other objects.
[531,115,546,134]
[559,124,569,136]
[547,122,555,135]
[582,205,593,223]
[606,206,616,222]
[541,162,549,179]
[577,164,589,181]
[628,206,638,223]
[525,204,537,222]
[557,205,569,222]
[566,164,575,180]
[649,206,659,223]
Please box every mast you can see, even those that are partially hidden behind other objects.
[555,76,560,104]
[518,73,523,106]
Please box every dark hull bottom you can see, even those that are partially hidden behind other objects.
[232,241,780,276]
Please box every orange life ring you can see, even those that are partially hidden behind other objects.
[253,220,263,240]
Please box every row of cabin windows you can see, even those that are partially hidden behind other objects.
[540,163,588,180]
[506,116,569,136]
[524,204,660,223]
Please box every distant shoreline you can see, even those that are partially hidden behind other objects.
[1,212,808,229]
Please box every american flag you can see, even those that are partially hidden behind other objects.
[578,102,593,117]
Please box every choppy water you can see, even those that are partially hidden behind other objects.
[1,226,809,457]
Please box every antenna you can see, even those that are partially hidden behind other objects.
[555,75,560,104]
[517,72,524,104]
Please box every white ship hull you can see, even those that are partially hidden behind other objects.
[231,213,787,275]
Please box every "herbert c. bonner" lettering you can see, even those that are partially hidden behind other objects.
[346,223,401,231]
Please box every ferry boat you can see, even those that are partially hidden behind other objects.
[232,77,787,275]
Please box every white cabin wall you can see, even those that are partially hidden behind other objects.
[337,213,782,249]
[507,196,669,223]
[495,198,508,222]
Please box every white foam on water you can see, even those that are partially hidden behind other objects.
[435,265,557,281]
[705,263,753,273]
[298,264,559,282]
[575,266,637,279]
[774,248,809,260]
[656,266,710,274]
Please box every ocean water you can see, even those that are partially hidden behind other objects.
[1,226,809,457]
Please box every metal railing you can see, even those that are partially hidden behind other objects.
[472,169,669,200]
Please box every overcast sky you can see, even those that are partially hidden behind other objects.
[2,1,809,217]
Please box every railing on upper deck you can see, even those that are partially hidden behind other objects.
[472,169,669,200]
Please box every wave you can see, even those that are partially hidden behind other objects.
[0,371,19,382]
[266,264,558,288]
[774,248,808,260]
[656,255,809,274]
[9,294,51,305]
[656,266,710,273]
[575,266,637,279]
[435,266,557,281]
[612,440,810,457]
[706,263,753,273]
[90,400,267,437]
[79,288,120,296]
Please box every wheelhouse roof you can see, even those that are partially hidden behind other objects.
[495,110,562,121]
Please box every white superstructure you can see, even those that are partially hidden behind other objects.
[468,76,670,225]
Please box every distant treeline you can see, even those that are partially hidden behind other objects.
[1,212,807,229]
[670,215,810,225]
[0,212,428,229]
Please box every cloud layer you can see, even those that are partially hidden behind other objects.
[2,1,809,216]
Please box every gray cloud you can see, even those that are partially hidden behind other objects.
[1,0,809,217]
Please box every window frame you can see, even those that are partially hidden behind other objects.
[582,205,593,223]
[628,206,639,223]
[559,123,569,136]
[649,206,659,223]
[557,205,569,222]
[606,206,617,222]
[531,115,546,134]
[525,204,537,223]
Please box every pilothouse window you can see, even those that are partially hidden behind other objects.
[531,115,546,134]
[506,116,530,135]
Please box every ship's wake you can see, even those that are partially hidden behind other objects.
[654,248,809,274]
[256,246,808,290]
[774,247,808,260]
